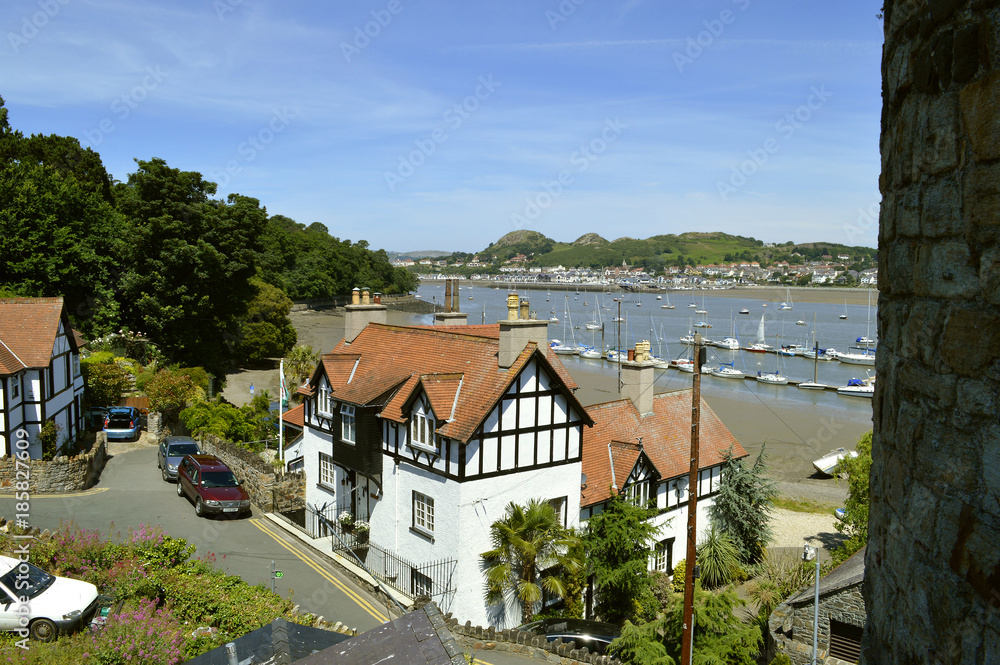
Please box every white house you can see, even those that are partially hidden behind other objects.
[0,298,86,459]
[579,343,747,608]
[297,290,591,629]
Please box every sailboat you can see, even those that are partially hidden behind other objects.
[585,300,602,331]
[798,319,829,389]
[695,290,707,315]
[661,290,675,309]
[837,289,876,366]
[756,335,789,385]
[550,298,578,355]
[839,299,848,320]
[742,312,773,353]
[778,287,793,310]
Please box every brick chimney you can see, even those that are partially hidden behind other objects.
[344,286,387,344]
[498,292,548,369]
[621,340,655,414]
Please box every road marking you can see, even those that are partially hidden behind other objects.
[0,487,109,498]
[249,518,389,623]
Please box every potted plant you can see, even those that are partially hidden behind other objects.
[338,511,354,531]
[354,520,370,542]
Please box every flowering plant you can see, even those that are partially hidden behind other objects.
[353,520,370,533]
[338,511,354,526]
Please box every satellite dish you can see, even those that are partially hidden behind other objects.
[581,473,588,488]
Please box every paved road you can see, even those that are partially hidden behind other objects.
[0,445,393,632]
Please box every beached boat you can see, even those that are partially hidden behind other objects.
[813,448,858,476]
[739,308,750,314]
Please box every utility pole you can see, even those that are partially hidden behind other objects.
[681,333,703,665]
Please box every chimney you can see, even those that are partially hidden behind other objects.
[344,285,387,344]
[444,280,453,313]
[621,341,655,414]
[519,298,530,320]
[434,278,467,324]
[451,278,460,312]
[434,311,468,325]
[498,292,548,369]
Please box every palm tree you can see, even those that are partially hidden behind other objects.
[481,498,582,624]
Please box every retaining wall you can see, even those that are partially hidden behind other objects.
[0,434,108,493]
[199,435,305,512]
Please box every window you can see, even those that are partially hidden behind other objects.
[341,404,356,443]
[699,466,722,497]
[319,453,335,488]
[627,479,650,507]
[73,356,80,378]
[409,412,436,452]
[412,491,434,535]
[548,496,567,527]
[318,385,331,415]
[411,568,433,598]
[651,538,674,573]
[9,375,19,400]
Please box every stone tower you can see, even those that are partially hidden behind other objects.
[866,2,1000,663]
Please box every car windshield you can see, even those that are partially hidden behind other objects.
[0,561,56,600]
[201,471,239,488]
[167,443,199,456]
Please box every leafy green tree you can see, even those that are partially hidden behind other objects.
[180,393,275,451]
[481,498,582,624]
[146,368,200,416]
[116,158,267,377]
[832,431,872,564]
[238,277,297,364]
[610,585,760,665]
[710,445,777,565]
[584,493,664,625]
[82,360,133,407]
[697,524,741,589]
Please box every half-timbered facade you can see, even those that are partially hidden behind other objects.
[0,298,85,459]
[580,351,747,587]
[298,300,591,628]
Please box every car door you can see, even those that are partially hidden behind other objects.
[158,441,166,468]
[0,581,22,631]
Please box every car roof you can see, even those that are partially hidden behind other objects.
[164,436,198,445]
[185,454,231,471]
[520,618,620,637]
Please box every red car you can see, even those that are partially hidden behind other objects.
[176,455,251,518]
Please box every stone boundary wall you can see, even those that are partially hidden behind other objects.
[0,434,108,493]
[200,435,305,512]
[447,616,620,665]
[768,584,865,665]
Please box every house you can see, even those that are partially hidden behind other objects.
[767,547,867,664]
[297,289,591,629]
[579,342,747,592]
[0,298,86,459]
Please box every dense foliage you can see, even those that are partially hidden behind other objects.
[81,359,133,407]
[745,551,816,631]
[832,431,872,565]
[583,494,664,625]
[481,498,582,625]
[697,524,741,589]
[709,446,777,566]
[0,95,414,378]
[0,522,302,664]
[180,393,277,451]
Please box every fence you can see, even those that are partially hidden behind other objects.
[304,504,457,601]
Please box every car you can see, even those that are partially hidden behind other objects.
[0,555,100,642]
[103,406,142,441]
[157,436,202,482]
[514,618,621,655]
[176,454,251,518]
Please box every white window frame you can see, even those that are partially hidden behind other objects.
[627,479,650,507]
[651,537,674,573]
[72,356,80,378]
[9,375,19,400]
[409,411,436,454]
[340,403,356,444]
[319,452,335,489]
[318,385,331,415]
[412,491,434,537]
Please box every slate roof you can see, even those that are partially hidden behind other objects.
[295,603,466,665]
[313,323,588,443]
[0,297,75,374]
[788,545,867,605]
[581,389,747,507]
[181,617,350,665]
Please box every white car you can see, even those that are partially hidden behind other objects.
[0,555,100,641]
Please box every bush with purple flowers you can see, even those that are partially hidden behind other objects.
[89,597,183,665]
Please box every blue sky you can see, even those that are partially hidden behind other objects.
[2,0,884,253]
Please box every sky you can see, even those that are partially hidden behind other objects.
[2,0,884,253]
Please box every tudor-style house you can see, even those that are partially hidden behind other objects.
[580,342,747,597]
[298,290,591,629]
[0,298,86,459]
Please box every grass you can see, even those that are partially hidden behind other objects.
[770,496,839,514]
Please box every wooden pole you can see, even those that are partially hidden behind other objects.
[680,333,702,665]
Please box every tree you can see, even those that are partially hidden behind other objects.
[238,277,297,364]
[481,498,582,625]
[697,524,741,589]
[710,445,777,565]
[584,493,664,625]
[610,585,761,665]
[145,368,200,417]
[82,360,133,407]
[832,431,872,564]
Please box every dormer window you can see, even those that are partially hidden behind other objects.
[626,479,650,508]
[410,411,436,453]
[318,385,331,415]
[340,403,356,444]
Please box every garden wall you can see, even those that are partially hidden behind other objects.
[448,617,620,665]
[0,434,108,493]
[200,435,305,513]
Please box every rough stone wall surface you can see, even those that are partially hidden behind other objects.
[868,2,1000,663]
[768,584,866,665]
[0,435,107,493]
[200,436,304,512]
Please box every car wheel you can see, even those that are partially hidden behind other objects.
[162,466,169,482]
[177,482,184,497]
[29,618,57,642]
[195,498,205,517]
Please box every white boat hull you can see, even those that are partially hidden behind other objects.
[813,448,857,475]
[756,373,788,385]
[797,381,828,390]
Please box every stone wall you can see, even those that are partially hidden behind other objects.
[868,2,1000,663]
[200,435,305,512]
[448,617,619,665]
[769,584,865,665]
[0,434,108,493]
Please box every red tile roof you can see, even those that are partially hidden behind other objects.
[0,297,73,374]
[315,323,587,443]
[281,403,305,427]
[581,389,747,507]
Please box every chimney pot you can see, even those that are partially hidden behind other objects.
[351,288,360,305]
[628,349,635,361]
[519,298,530,320]
[362,288,370,305]
[374,293,382,304]
[506,293,520,321]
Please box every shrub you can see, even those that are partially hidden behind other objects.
[136,370,155,391]
[672,559,686,592]
[84,362,133,407]
[88,597,184,665]
[146,369,200,414]
[697,524,740,589]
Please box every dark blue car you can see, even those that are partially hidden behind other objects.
[103,407,141,442]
